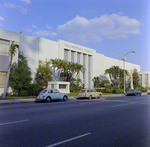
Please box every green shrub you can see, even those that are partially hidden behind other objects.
[95,89,105,93]
[137,86,147,92]
[28,83,41,96]
[116,89,124,94]
[70,85,83,92]
[6,92,13,97]
[19,89,28,96]
[105,88,111,93]
[112,89,116,93]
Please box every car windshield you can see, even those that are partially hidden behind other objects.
[92,89,97,92]
[128,90,134,92]
[40,89,47,93]
[80,90,86,93]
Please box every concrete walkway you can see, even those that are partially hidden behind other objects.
[0,93,147,104]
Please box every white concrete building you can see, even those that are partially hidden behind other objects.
[139,71,150,89]
[0,28,149,95]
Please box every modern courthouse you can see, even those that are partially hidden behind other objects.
[0,28,149,95]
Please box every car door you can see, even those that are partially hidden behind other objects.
[55,89,61,99]
[49,89,55,100]
[52,89,58,100]
[92,89,97,97]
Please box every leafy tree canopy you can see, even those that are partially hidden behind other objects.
[35,59,53,87]
[105,66,129,88]
[9,51,32,93]
[132,68,140,89]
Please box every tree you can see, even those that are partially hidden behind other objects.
[94,77,100,87]
[50,58,68,81]
[35,59,53,87]
[132,68,140,89]
[9,51,32,94]
[75,63,85,79]
[3,41,19,98]
[100,80,110,87]
[105,66,129,88]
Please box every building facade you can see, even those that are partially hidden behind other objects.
[0,28,148,95]
[139,71,150,89]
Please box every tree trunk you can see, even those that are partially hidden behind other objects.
[3,56,12,98]
[3,65,11,98]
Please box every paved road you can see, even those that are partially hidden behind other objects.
[0,95,150,147]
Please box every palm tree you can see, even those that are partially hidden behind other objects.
[50,59,57,80]
[3,41,19,98]
[105,66,129,88]
[75,63,85,79]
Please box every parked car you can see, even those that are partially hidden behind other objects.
[78,89,102,99]
[35,88,68,102]
[147,90,150,95]
[126,89,142,96]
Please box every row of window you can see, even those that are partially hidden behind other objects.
[51,84,67,89]
[0,39,10,56]
[139,74,149,80]
[0,72,6,88]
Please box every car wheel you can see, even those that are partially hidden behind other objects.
[89,95,92,100]
[98,94,101,99]
[63,96,67,101]
[46,97,51,102]
[139,93,141,96]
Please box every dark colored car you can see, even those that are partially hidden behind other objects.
[126,89,142,96]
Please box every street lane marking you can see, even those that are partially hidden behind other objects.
[111,102,136,107]
[46,132,91,147]
[0,119,28,126]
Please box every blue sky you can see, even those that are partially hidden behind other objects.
[0,0,150,71]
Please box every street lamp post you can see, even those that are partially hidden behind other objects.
[122,51,135,94]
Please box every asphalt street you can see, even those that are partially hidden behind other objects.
[0,95,150,147]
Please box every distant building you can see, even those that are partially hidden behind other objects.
[139,71,150,89]
[0,28,149,95]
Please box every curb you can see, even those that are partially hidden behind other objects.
[0,93,148,104]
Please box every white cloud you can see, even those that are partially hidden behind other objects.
[18,5,27,14]
[46,24,52,30]
[33,30,49,37]
[4,3,17,8]
[21,0,31,4]
[32,24,37,28]
[4,3,27,14]
[26,29,32,32]
[0,16,4,21]
[57,14,141,43]
[32,30,56,37]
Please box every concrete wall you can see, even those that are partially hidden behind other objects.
[93,52,140,82]
[139,71,150,88]
[38,37,58,60]
[19,34,39,82]
[0,28,19,42]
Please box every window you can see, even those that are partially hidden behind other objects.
[0,72,6,88]
[40,89,47,93]
[145,74,148,83]
[0,39,10,56]
[53,89,59,93]
[48,90,53,93]
[92,89,96,92]
[80,90,85,93]
[51,84,54,88]
[139,74,142,79]
[59,84,67,89]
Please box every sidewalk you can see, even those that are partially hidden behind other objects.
[0,94,124,104]
[0,93,147,104]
